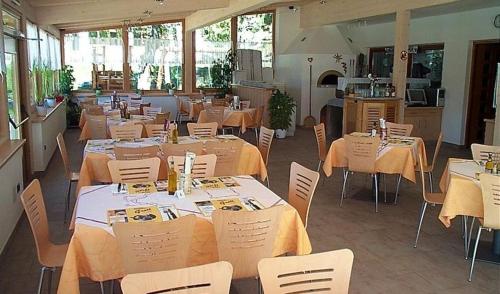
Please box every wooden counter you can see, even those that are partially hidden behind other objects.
[404,107,443,141]
[343,96,402,134]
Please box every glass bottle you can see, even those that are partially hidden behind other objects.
[485,153,494,173]
[167,159,177,195]
[172,121,179,144]
[371,121,377,137]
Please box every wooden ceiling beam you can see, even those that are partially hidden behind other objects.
[299,0,462,28]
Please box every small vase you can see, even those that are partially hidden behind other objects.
[36,105,47,116]
[275,129,287,139]
[168,89,175,96]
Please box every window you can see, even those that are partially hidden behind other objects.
[129,22,183,91]
[26,21,39,68]
[236,12,274,68]
[64,29,123,90]
[195,19,232,88]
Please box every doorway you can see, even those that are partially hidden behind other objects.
[465,41,500,146]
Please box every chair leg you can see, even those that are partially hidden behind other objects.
[64,180,72,222]
[110,279,115,294]
[254,128,259,144]
[316,160,322,172]
[374,174,379,212]
[340,170,349,207]
[466,217,476,260]
[468,226,483,282]
[47,267,55,294]
[414,201,428,248]
[100,282,106,294]
[428,172,434,193]
[463,216,469,259]
[393,174,402,205]
[266,176,270,188]
[257,277,263,294]
[37,267,47,294]
[383,174,387,203]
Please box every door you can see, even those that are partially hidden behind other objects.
[466,42,500,145]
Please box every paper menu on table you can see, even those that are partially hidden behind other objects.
[107,205,179,225]
[211,198,247,211]
[194,200,216,217]
[193,177,240,189]
[112,182,159,195]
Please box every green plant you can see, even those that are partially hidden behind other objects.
[66,98,81,127]
[165,82,176,90]
[269,90,296,130]
[60,65,75,96]
[31,65,44,106]
[210,49,236,96]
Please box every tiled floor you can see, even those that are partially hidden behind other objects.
[0,126,499,293]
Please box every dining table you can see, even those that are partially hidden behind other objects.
[180,99,211,120]
[197,108,256,133]
[57,176,312,294]
[79,114,155,141]
[439,158,500,263]
[76,135,269,194]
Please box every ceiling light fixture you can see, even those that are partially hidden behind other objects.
[155,0,165,5]
[320,0,327,4]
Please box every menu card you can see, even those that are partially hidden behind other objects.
[194,198,248,217]
[107,205,179,225]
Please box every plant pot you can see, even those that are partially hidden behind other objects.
[168,89,175,96]
[96,89,102,96]
[36,105,47,116]
[275,129,287,139]
[46,98,56,107]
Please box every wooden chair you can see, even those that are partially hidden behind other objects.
[114,145,160,160]
[113,215,196,274]
[142,106,162,117]
[288,162,320,229]
[342,135,381,212]
[83,104,104,115]
[258,249,354,294]
[20,179,69,294]
[120,261,233,294]
[109,124,143,140]
[161,142,204,157]
[212,206,284,280]
[386,122,413,137]
[468,174,500,281]
[56,133,80,221]
[471,143,500,162]
[205,140,244,176]
[314,123,327,172]
[246,106,264,143]
[154,112,170,124]
[258,126,274,166]
[139,103,151,115]
[212,98,227,107]
[86,114,108,139]
[415,132,443,194]
[414,153,445,248]
[145,124,176,138]
[240,100,251,109]
[168,154,217,179]
[176,97,190,122]
[107,158,161,183]
[187,122,218,137]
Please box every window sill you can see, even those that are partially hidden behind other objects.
[0,139,26,169]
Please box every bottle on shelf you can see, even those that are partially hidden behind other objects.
[167,159,177,195]
[384,83,390,97]
[485,153,494,173]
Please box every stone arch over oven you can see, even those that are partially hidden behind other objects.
[317,70,344,88]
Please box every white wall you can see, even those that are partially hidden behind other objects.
[275,5,500,145]
[0,148,24,254]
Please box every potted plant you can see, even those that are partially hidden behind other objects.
[60,65,80,127]
[166,82,176,95]
[269,90,296,139]
[210,49,236,97]
[32,65,46,115]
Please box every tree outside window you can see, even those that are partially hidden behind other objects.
[237,13,273,68]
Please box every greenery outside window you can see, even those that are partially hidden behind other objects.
[236,12,274,68]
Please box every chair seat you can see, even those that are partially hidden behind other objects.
[70,172,80,181]
[40,243,69,268]
[425,192,445,204]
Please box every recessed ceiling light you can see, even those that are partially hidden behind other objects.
[155,0,165,5]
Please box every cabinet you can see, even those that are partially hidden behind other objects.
[404,107,443,141]
[343,97,402,134]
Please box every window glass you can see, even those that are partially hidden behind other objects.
[411,48,444,87]
[39,30,50,66]
[129,22,183,91]
[236,13,273,68]
[64,29,123,90]
[195,19,231,88]
[370,49,393,78]
[27,21,39,68]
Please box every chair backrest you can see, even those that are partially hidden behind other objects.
[19,179,51,266]
[187,122,218,137]
[56,133,72,179]
[418,153,435,203]
[241,100,251,109]
[145,124,175,138]
[84,105,104,115]
[258,126,274,166]
[386,122,413,137]
[479,173,500,230]
[253,106,264,128]
[143,106,162,117]
[154,112,170,124]
[471,143,500,162]
[314,123,327,161]
[212,205,284,279]
[205,140,244,176]
[168,154,217,179]
[212,98,226,107]
[113,215,196,274]
[345,135,380,174]
[288,162,320,229]
[114,145,160,160]
[161,142,204,157]
[139,103,151,115]
[109,124,143,140]
[205,106,225,129]
[107,157,161,183]
[258,249,354,294]
[429,132,443,170]
[86,114,108,139]
[120,261,233,294]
